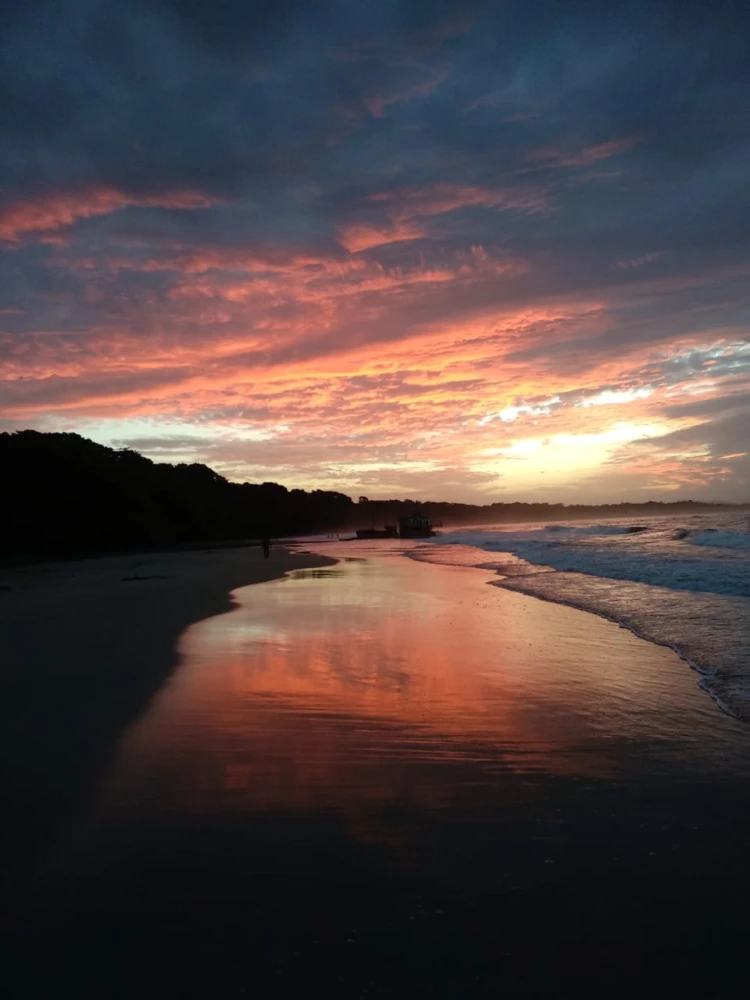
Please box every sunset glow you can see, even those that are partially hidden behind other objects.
[1,2,748,502]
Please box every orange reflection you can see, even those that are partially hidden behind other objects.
[90,551,706,847]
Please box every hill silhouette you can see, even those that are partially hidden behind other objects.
[1,431,745,560]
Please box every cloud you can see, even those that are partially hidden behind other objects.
[613,251,664,270]
[366,183,547,219]
[525,136,639,169]
[336,220,426,253]
[337,183,546,251]
[579,388,653,407]
[0,188,215,244]
[634,410,750,457]
[1,0,749,500]
[662,387,750,420]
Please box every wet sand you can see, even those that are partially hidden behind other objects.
[5,545,750,996]
[0,545,334,912]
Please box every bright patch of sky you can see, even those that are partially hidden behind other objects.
[474,420,670,493]
[579,388,653,407]
[43,416,288,452]
[477,397,561,426]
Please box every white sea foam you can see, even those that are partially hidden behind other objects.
[426,523,750,597]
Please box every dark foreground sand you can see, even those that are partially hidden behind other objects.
[0,545,333,914]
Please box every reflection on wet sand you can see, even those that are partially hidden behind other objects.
[26,551,750,998]
[88,553,731,837]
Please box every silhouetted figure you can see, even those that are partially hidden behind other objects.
[262,537,271,559]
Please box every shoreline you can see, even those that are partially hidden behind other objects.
[404,518,750,726]
[0,536,289,571]
[485,567,749,725]
[489,576,729,717]
[0,544,336,915]
[407,542,715,694]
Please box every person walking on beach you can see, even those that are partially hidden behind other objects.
[261,537,271,559]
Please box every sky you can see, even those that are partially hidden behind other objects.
[1,0,749,503]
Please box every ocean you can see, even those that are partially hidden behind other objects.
[417,511,750,723]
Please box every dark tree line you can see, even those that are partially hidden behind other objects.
[2,431,745,561]
[0,431,353,559]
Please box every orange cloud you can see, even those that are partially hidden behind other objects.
[337,220,426,252]
[337,183,546,251]
[0,299,619,431]
[3,186,745,503]
[0,188,214,243]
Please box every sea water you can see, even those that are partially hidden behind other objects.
[418,512,750,723]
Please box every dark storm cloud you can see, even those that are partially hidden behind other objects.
[2,0,748,327]
[0,0,464,203]
[2,0,748,211]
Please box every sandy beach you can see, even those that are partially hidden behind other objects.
[4,543,750,997]
[0,545,334,911]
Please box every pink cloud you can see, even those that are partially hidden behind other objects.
[336,183,546,251]
[526,136,639,169]
[367,182,547,219]
[361,67,448,119]
[337,220,427,252]
[558,137,639,166]
[0,188,215,243]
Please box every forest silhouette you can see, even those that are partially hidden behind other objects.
[1,430,744,560]
[0,430,350,559]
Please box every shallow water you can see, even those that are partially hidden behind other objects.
[21,551,750,995]
[84,554,749,798]
[420,512,750,721]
